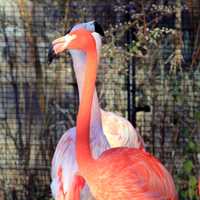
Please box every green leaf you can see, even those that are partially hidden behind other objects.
[197,144,200,153]
[194,112,200,122]
[188,188,194,199]
[183,160,193,174]
[188,176,197,188]
[182,128,189,136]
[180,190,187,199]
[187,140,196,152]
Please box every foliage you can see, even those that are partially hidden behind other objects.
[0,1,200,200]
[126,2,200,199]
[175,135,200,199]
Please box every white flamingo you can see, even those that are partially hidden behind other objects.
[48,21,144,200]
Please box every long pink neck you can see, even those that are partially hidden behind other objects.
[76,49,97,171]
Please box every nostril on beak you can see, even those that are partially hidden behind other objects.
[48,44,60,64]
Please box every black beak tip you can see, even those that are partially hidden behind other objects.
[94,21,105,37]
[64,28,71,35]
[48,44,59,65]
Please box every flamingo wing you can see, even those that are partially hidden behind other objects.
[86,148,177,200]
[101,110,145,149]
[51,126,108,200]
[51,127,78,199]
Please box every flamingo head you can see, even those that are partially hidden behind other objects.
[48,21,104,64]
[49,29,96,57]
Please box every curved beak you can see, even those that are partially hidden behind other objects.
[48,34,76,64]
[48,44,59,64]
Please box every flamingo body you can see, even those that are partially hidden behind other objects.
[51,109,144,199]
[50,28,177,200]
[50,22,144,200]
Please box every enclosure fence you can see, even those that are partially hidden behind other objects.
[0,1,199,200]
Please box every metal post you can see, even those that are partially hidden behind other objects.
[127,33,136,127]
[126,3,136,127]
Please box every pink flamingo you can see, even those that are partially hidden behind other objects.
[49,21,144,199]
[51,28,177,200]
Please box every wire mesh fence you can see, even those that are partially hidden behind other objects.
[0,0,199,199]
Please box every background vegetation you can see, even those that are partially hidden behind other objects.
[0,0,199,199]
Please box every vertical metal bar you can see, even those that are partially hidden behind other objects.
[127,36,136,127]
[126,5,136,127]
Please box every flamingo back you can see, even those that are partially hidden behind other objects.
[85,148,177,200]
[101,110,145,149]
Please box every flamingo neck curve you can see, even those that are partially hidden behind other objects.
[76,48,98,172]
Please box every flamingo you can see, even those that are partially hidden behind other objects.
[50,28,178,200]
[49,21,144,200]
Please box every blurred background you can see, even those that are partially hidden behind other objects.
[0,0,199,199]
